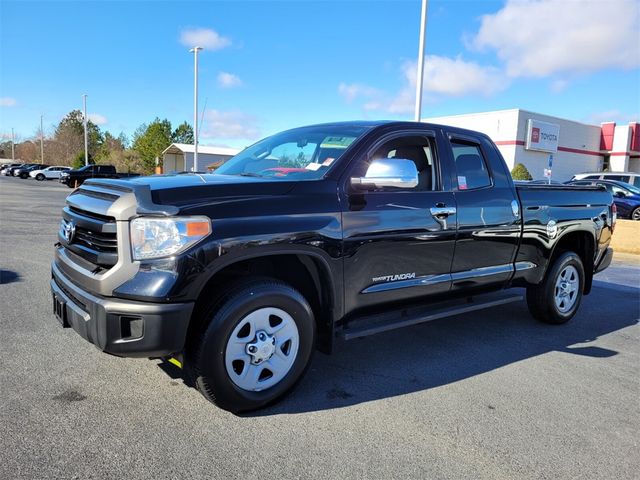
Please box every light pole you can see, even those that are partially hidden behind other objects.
[82,94,89,165]
[414,0,428,122]
[190,46,203,172]
[40,115,44,163]
[11,128,15,161]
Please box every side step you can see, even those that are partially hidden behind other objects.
[340,293,523,340]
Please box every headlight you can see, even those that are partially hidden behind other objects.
[130,216,211,260]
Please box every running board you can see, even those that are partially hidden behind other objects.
[340,293,523,341]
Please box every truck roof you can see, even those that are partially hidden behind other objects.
[299,120,493,142]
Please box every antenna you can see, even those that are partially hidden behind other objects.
[199,97,208,143]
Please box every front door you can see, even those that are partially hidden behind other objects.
[341,130,457,315]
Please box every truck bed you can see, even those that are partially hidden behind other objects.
[516,183,612,209]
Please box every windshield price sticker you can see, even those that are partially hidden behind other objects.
[305,162,322,171]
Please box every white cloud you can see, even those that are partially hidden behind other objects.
[338,83,383,103]
[200,109,259,140]
[550,79,569,93]
[88,113,107,125]
[0,97,17,107]
[340,55,509,114]
[471,0,640,78]
[412,55,508,96]
[217,72,242,88]
[180,28,231,50]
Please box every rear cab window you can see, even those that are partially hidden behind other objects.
[450,140,492,190]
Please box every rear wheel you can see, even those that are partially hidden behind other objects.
[526,252,584,324]
[36,173,45,181]
[187,279,316,412]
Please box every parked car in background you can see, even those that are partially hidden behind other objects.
[569,179,640,220]
[0,163,22,174]
[16,164,50,179]
[7,163,38,176]
[60,164,140,188]
[29,166,71,181]
[572,172,640,187]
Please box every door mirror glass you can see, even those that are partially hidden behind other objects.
[351,158,418,190]
[614,190,626,198]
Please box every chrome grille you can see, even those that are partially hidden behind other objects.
[60,206,118,268]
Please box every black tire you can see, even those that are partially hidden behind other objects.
[187,279,316,412]
[526,251,585,324]
[631,207,640,221]
[20,172,28,179]
[36,173,45,181]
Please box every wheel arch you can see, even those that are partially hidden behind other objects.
[189,250,340,354]
[546,230,596,294]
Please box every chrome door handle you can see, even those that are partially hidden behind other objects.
[430,206,457,218]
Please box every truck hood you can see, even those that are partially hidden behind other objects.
[126,173,296,207]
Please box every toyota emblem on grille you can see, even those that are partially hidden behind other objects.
[62,219,76,243]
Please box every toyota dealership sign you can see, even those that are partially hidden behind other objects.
[526,119,560,153]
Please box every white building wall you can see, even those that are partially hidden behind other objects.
[425,109,604,182]
[514,110,601,181]
[610,125,632,172]
[426,109,521,142]
[183,152,235,171]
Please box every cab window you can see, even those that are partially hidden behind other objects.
[450,141,491,190]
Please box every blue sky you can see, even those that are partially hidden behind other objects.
[1,0,639,148]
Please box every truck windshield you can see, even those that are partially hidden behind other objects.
[215,125,370,180]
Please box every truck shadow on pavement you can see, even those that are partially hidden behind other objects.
[156,282,639,416]
[249,282,639,416]
[0,269,21,284]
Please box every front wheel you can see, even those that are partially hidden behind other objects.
[526,252,585,324]
[36,173,45,181]
[631,207,640,221]
[187,280,316,412]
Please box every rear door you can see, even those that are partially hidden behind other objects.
[341,128,457,315]
[445,132,522,290]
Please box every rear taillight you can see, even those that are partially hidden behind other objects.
[612,203,617,232]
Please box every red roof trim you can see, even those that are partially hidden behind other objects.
[493,139,602,156]
[557,146,603,157]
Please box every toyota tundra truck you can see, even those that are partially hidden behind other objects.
[51,121,615,412]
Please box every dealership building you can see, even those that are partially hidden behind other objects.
[161,143,240,173]
[425,109,640,181]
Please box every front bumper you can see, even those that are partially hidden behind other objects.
[51,261,194,358]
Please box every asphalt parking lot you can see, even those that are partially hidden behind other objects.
[1,175,639,480]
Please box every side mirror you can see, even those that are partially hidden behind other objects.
[614,191,626,198]
[350,158,418,190]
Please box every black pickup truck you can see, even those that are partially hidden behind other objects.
[59,164,140,188]
[50,121,615,412]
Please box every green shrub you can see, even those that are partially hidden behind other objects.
[71,152,93,169]
[511,163,533,181]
